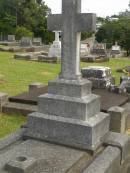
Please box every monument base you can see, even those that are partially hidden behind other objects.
[0,131,130,173]
[24,112,109,151]
[24,77,110,151]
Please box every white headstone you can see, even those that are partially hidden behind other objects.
[48,31,61,58]
[112,42,121,51]
[80,43,90,55]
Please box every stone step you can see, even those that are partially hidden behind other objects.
[9,86,48,105]
[38,93,100,120]
[2,102,37,116]
[24,111,110,151]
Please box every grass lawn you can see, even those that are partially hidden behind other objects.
[0,113,26,138]
[0,51,130,138]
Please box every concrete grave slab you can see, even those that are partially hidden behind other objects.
[0,139,93,173]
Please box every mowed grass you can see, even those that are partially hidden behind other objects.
[0,113,26,138]
[0,52,60,96]
[0,51,130,138]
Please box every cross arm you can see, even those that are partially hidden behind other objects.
[47,14,62,31]
[76,13,96,32]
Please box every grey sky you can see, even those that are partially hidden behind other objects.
[44,0,130,17]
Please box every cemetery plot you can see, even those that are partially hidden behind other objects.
[0,0,130,170]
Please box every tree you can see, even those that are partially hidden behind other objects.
[81,31,94,40]
[15,26,34,40]
[0,0,53,43]
[96,18,130,55]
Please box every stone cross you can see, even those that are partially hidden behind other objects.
[48,0,96,80]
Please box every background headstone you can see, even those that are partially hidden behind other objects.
[7,35,15,42]
[33,37,42,46]
[111,42,121,57]
[112,42,121,52]
[92,42,107,55]
[20,37,32,47]
[48,31,61,58]
[80,43,90,56]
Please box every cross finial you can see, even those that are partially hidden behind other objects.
[48,0,96,80]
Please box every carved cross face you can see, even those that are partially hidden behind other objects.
[48,0,96,80]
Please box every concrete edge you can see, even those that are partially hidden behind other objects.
[102,132,130,164]
[83,146,121,173]
[0,130,23,150]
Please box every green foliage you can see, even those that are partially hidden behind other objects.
[81,31,93,40]
[97,17,106,23]
[96,18,130,54]
[0,0,52,43]
[15,26,33,40]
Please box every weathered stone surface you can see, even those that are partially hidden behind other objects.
[29,83,44,93]
[0,133,130,173]
[24,112,110,151]
[3,102,37,116]
[48,78,92,98]
[48,0,96,80]
[103,132,130,164]
[0,139,91,173]
[0,131,23,150]
[83,146,121,173]
[5,156,37,173]
[24,0,110,152]
[108,106,126,133]
[38,55,58,63]
[81,66,113,89]
[38,93,100,120]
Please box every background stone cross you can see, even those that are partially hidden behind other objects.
[48,0,96,80]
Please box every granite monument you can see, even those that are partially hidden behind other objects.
[24,0,110,151]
